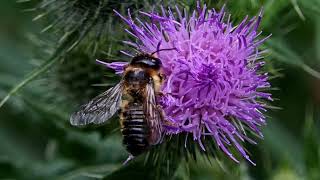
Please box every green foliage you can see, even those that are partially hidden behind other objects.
[0,0,320,179]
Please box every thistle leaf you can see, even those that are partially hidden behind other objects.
[267,38,320,79]
[0,57,58,108]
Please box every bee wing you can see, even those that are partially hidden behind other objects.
[144,83,163,145]
[70,82,123,126]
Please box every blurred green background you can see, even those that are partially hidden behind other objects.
[0,0,319,179]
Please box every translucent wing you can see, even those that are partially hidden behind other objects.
[70,82,123,126]
[144,82,163,145]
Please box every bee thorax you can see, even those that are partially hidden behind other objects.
[124,69,149,84]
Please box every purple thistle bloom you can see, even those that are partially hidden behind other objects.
[96,60,127,74]
[101,3,272,165]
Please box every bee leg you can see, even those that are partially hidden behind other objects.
[159,73,166,82]
[156,105,165,117]
[156,105,178,127]
[123,154,135,165]
[157,91,164,96]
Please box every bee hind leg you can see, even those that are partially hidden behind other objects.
[123,154,135,165]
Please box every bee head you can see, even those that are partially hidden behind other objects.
[130,54,162,70]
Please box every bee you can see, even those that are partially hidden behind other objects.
[70,48,175,164]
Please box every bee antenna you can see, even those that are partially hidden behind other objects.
[150,48,177,56]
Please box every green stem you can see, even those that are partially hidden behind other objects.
[57,164,121,180]
[0,57,58,108]
[301,64,320,79]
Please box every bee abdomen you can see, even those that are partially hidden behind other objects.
[121,104,149,156]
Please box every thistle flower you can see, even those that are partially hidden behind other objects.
[103,3,272,165]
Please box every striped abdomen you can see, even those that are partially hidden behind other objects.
[120,103,149,156]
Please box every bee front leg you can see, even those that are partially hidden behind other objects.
[156,105,179,128]
[159,73,166,83]
[157,91,164,97]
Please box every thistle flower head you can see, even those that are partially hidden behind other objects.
[103,3,272,165]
